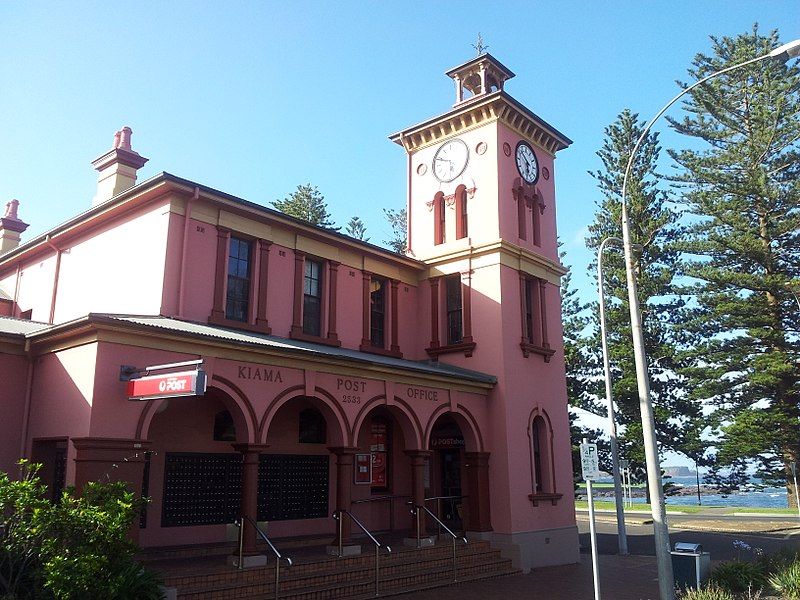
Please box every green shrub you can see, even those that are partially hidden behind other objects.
[708,559,767,594]
[768,559,800,599]
[678,583,735,600]
[0,461,162,600]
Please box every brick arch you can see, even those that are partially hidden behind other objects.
[257,384,348,446]
[352,395,423,450]
[136,383,256,443]
[424,403,483,452]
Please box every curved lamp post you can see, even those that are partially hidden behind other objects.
[620,38,800,600]
[597,237,628,556]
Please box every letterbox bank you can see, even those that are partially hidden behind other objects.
[0,54,577,571]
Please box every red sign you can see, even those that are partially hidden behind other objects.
[127,370,206,401]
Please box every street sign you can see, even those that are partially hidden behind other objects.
[580,442,601,480]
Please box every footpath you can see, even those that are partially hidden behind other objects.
[396,507,800,600]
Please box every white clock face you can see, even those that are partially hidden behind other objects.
[432,139,469,182]
[515,141,539,184]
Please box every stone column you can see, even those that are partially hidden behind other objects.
[232,443,270,566]
[71,437,152,544]
[327,446,359,552]
[405,450,431,535]
[464,452,492,532]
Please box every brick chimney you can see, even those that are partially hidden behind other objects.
[91,126,148,206]
[0,199,29,254]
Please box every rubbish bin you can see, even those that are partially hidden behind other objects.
[671,542,711,590]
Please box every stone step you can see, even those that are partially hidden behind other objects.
[163,540,494,589]
[166,542,500,589]
[175,556,516,600]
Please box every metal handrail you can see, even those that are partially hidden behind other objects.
[333,509,392,597]
[351,494,410,531]
[409,504,467,582]
[423,495,468,539]
[235,516,293,600]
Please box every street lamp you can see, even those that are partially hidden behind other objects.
[597,237,628,556]
[620,38,800,600]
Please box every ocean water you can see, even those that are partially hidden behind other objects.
[665,475,789,509]
[597,475,791,509]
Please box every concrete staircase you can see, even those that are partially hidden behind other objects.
[154,538,517,599]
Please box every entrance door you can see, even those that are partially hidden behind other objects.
[439,449,462,530]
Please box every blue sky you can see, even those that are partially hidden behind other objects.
[2,2,798,466]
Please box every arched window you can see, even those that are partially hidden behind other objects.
[299,407,327,444]
[213,410,236,441]
[528,411,561,505]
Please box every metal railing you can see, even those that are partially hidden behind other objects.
[350,494,410,531]
[424,495,468,540]
[409,504,467,582]
[235,516,293,600]
[332,509,392,597]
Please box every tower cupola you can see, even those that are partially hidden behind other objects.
[445,53,515,106]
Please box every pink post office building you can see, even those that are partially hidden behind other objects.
[0,54,577,572]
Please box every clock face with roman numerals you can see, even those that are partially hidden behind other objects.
[515,141,539,184]
[432,139,469,182]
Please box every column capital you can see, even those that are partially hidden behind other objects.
[404,449,433,460]
[327,446,359,457]
[232,443,270,455]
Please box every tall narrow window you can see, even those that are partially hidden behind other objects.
[303,258,323,336]
[524,278,535,342]
[518,195,527,240]
[520,273,553,360]
[445,274,462,345]
[532,194,542,246]
[455,185,468,239]
[531,416,548,493]
[434,192,446,245]
[225,237,251,322]
[370,278,386,348]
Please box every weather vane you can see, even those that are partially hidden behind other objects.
[472,33,489,56]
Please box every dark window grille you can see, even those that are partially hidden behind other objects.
[139,451,152,528]
[303,259,323,336]
[162,453,242,527]
[225,237,251,322]
[257,454,328,521]
[445,275,462,344]
[370,279,386,347]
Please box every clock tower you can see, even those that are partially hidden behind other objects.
[390,54,579,571]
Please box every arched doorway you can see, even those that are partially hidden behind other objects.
[139,386,252,547]
[428,415,466,531]
[351,403,419,533]
[425,409,490,535]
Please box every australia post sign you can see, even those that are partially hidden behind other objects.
[127,369,207,401]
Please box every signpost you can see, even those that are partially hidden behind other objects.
[791,462,800,521]
[581,439,601,600]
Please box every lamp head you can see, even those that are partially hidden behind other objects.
[769,39,800,62]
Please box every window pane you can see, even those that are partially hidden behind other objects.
[303,295,321,336]
[225,237,251,322]
[445,275,462,344]
[370,279,385,347]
